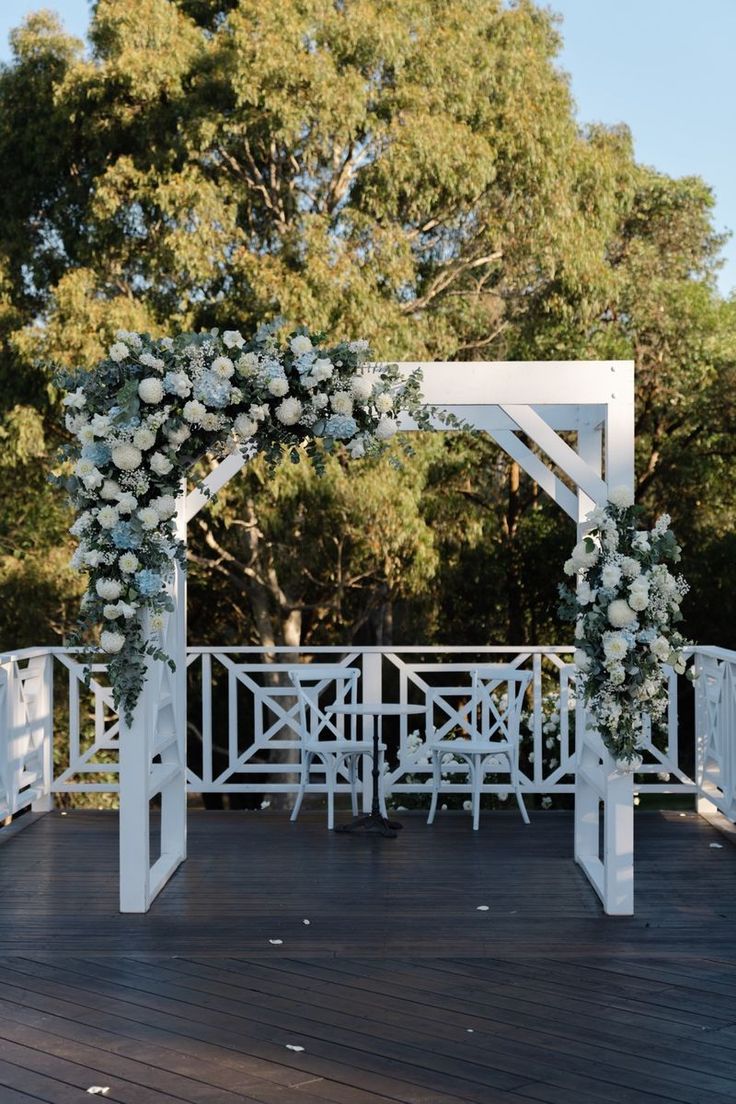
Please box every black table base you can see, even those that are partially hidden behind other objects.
[334,725,402,838]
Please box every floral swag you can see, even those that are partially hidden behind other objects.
[559,488,692,763]
[58,322,436,722]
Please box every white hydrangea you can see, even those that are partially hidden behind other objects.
[139,352,164,371]
[628,579,650,611]
[99,480,120,500]
[115,329,142,350]
[119,552,140,573]
[234,414,258,439]
[609,486,634,508]
[275,397,303,426]
[571,538,599,570]
[116,491,138,514]
[96,578,122,600]
[601,562,622,589]
[138,377,164,404]
[111,443,143,471]
[167,424,191,446]
[100,630,126,654]
[236,352,259,376]
[375,417,397,440]
[108,342,129,362]
[152,494,177,519]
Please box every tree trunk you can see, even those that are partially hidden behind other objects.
[505,460,524,644]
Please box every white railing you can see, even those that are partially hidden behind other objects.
[2,642,727,816]
[693,645,736,819]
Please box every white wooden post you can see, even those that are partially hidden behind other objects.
[361,651,383,811]
[119,636,154,912]
[31,652,54,813]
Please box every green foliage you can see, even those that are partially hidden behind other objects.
[0,0,732,662]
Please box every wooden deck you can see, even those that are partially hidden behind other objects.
[0,810,735,1103]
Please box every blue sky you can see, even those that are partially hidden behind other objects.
[1,0,733,295]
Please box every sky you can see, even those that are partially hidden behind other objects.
[0,0,733,296]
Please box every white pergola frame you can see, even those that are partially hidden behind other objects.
[119,360,635,915]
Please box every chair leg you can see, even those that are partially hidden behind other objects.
[512,753,530,825]
[326,758,336,831]
[471,755,482,831]
[349,754,359,817]
[427,751,441,825]
[377,748,389,818]
[291,750,310,822]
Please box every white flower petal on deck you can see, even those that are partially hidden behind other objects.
[476,905,490,912]
[269,938,284,944]
[286,1044,305,1052]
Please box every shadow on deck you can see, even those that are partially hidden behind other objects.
[0,810,735,1103]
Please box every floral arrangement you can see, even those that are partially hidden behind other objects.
[558,488,691,763]
[57,321,436,722]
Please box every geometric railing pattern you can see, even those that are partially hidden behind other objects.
[1,642,721,820]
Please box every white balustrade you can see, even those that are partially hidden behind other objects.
[692,645,736,819]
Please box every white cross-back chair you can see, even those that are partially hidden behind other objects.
[289,665,385,830]
[426,665,532,830]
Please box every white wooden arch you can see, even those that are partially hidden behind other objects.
[119,360,635,915]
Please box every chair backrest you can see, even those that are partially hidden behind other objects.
[426,665,532,746]
[288,665,360,744]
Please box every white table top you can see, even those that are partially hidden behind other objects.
[326,702,426,717]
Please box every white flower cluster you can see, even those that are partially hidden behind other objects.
[59,324,417,722]
[560,493,691,762]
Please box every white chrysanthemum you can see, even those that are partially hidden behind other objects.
[276,397,303,425]
[268,376,289,397]
[236,352,259,376]
[200,412,222,432]
[375,416,397,440]
[603,632,629,662]
[350,375,373,401]
[628,580,650,611]
[108,342,129,362]
[211,355,235,379]
[183,400,206,424]
[608,599,637,628]
[118,552,140,573]
[223,330,244,350]
[97,505,119,530]
[234,414,258,439]
[77,425,95,446]
[608,664,626,685]
[290,334,313,356]
[601,562,622,589]
[650,635,671,662]
[609,485,634,508]
[138,507,160,530]
[150,612,166,632]
[96,578,122,600]
[116,491,138,514]
[103,603,123,620]
[621,556,641,578]
[150,451,173,476]
[153,494,177,519]
[331,391,353,416]
[167,424,191,446]
[133,427,156,450]
[111,443,143,471]
[138,377,164,404]
[100,630,125,654]
[375,392,393,414]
